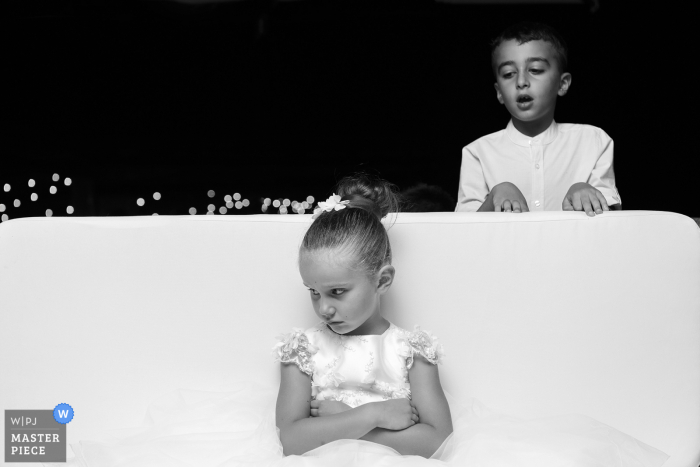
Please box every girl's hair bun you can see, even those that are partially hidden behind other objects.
[336,174,401,220]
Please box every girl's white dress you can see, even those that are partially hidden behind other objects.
[55,322,669,467]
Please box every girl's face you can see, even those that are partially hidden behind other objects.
[299,249,394,336]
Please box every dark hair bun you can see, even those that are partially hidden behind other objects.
[336,174,401,220]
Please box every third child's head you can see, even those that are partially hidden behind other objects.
[490,22,571,136]
[299,175,400,336]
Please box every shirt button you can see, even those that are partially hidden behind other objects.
[535,164,540,169]
[535,200,541,207]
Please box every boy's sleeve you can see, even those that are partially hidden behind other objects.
[586,130,621,207]
[456,146,489,212]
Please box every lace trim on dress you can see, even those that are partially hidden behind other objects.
[273,328,318,376]
[402,326,445,369]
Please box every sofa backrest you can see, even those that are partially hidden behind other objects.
[1,212,699,467]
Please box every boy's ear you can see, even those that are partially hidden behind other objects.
[376,265,395,295]
[494,82,505,104]
[558,72,572,96]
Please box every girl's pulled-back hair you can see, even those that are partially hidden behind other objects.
[301,174,401,275]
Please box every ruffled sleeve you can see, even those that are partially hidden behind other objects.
[272,328,318,376]
[402,326,445,370]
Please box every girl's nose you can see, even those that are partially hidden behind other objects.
[319,304,336,319]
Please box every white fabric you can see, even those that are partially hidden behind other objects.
[456,120,621,212]
[1,212,699,467]
[276,322,442,407]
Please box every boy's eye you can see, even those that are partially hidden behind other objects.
[501,72,515,79]
[307,288,320,296]
[529,68,543,74]
[331,288,345,296]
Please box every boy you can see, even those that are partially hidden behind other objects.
[456,22,621,216]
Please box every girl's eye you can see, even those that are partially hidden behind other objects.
[331,289,345,296]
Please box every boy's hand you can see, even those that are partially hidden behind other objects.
[490,182,529,213]
[309,400,351,417]
[562,182,610,217]
[374,399,419,430]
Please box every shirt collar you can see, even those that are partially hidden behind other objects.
[505,119,559,147]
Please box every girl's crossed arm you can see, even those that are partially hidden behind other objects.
[276,363,419,456]
[276,355,453,458]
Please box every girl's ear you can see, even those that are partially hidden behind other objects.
[376,265,395,295]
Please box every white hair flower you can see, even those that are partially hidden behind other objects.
[312,194,350,219]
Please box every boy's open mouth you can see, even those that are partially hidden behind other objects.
[517,95,533,103]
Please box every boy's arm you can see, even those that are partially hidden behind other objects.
[276,363,418,456]
[586,131,621,208]
[361,356,453,457]
[456,147,490,212]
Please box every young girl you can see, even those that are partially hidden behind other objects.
[273,174,453,458]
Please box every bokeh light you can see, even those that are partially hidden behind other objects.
[298,208,306,214]
[219,206,227,214]
[49,186,57,194]
[208,190,215,198]
[64,178,72,186]
[279,206,288,214]
[31,193,38,201]
[189,207,197,215]
[14,199,21,208]
[206,211,214,215]
[235,201,243,209]
[272,200,281,208]
[66,206,74,214]
[1,214,8,222]
[242,199,250,207]
[224,195,232,202]
[152,213,158,216]
[302,201,310,209]
[45,209,53,217]
[207,204,215,212]
[0,204,5,212]
[283,199,290,207]
[226,201,233,208]
[291,201,299,209]
[137,198,145,206]
[307,196,315,204]
[233,193,241,201]
[3,184,10,192]
[153,192,161,200]
[263,198,271,206]
[52,174,59,182]
[261,205,268,213]
[28,179,36,187]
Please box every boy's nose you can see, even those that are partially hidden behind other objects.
[319,304,336,319]
[516,74,529,89]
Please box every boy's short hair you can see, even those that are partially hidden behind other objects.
[490,22,568,75]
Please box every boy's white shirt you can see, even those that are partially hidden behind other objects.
[455,120,621,212]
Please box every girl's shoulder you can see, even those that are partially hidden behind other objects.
[391,325,445,368]
[271,323,335,375]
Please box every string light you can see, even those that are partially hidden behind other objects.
[52,174,59,182]
[189,207,197,215]
[45,209,53,217]
[3,184,9,192]
[64,178,72,186]
[50,186,57,194]
[153,192,161,200]
[137,198,145,207]
[66,206,74,214]
[28,179,36,187]
[31,193,38,201]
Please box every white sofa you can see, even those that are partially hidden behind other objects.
[1,212,699,467]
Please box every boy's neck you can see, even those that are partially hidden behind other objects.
[511,115,554,138]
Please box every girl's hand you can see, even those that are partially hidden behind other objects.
[374,399,419,430]
[309,400,352,417]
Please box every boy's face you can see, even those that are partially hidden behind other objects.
[493,39,571,129]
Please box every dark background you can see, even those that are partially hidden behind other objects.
[2,0,695,219]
